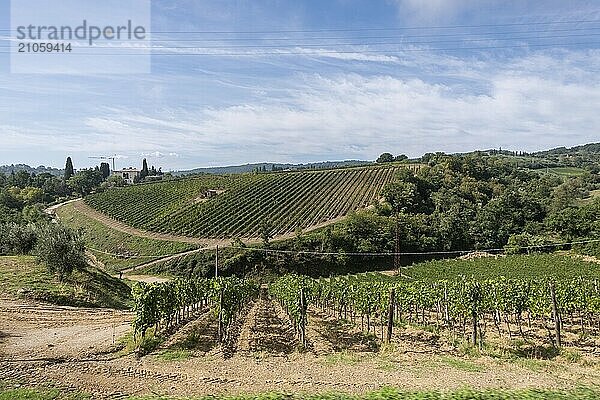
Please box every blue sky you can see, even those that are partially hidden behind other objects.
[1,0,600,171]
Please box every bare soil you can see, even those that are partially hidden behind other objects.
[2,296,600,399]
[0,297,132,361]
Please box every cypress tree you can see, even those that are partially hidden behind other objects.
[140,158,149,180]
[99,162,110,180]
[64,157,74,181]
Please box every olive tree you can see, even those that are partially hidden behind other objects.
[35,223,87,281]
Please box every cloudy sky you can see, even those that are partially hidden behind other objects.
[1,0,599,171]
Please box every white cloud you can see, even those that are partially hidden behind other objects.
[141,151,181,158]
[3,48,599,169]
[391,0,488,23]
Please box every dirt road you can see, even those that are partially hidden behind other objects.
[0,297,132,361]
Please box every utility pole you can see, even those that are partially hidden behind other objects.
[215,245,219,278]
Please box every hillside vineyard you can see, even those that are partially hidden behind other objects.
[85,166,401,238]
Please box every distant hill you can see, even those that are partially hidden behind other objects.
[0,164,63,176]
[534,143,600,156]
[172,160,372,176]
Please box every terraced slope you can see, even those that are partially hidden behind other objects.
[85,165,402,238]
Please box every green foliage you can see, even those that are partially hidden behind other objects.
[141,159,149,180]
[35,223,87,281]
[131,277,258,340]
[505,233,555,254]
[273,269,600,347]
[99,162,110,180]
[67,169,103,196]
[0,223,37,255]
[376,153,394,163]
[407,254,600,281]
[269,274,312,331]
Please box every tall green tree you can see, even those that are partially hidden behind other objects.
[99,162,110,180]
[64,157,74,181]
[376,153,394,163]
[67,169,103,196]
[140,158,149,180]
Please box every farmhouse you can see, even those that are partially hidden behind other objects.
[113,167,140,184]
[205,189,220,198]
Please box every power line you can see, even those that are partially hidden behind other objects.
[100,32,600,49]
[230,238,600,257]
[3,17,598,34]
[147,26,600,41]
[3,27,600,45]
[2,41,597,55]
[86,238,600,259]
[1,18,599,35]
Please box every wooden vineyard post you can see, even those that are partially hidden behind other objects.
[215,246,218,278]
[299,288,307,348]
[386,288,395,343]
[443,282,449,325]
[550,282,562,348]
[471,310,478,346]
[217,288,224,343]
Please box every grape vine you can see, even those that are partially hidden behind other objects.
[131,276,259,342]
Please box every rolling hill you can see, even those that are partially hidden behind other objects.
[172,160,372,175]
[85,164,410,239]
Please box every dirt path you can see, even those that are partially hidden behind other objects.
[237,293,297,355]
[72,199,214,246]
[117,247,206,274]
[0,297,132,361]
[44,198,81,217]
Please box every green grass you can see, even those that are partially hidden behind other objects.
[128,387,600,400]
[57,203,195,273]
[322,351,362,366]
[0,256,131,308]
[0,380,89,400]
[546,167,587,176]
[405,254,600,281]
[4,384,600,400]
[438,356,485,372]
[156,349,192,361]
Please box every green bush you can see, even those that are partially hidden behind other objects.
[35,223,86,281]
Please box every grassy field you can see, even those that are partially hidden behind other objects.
[546,167,588,176]
[0,256,131,308]
[57,203,195,272]
[404,253,600,281]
